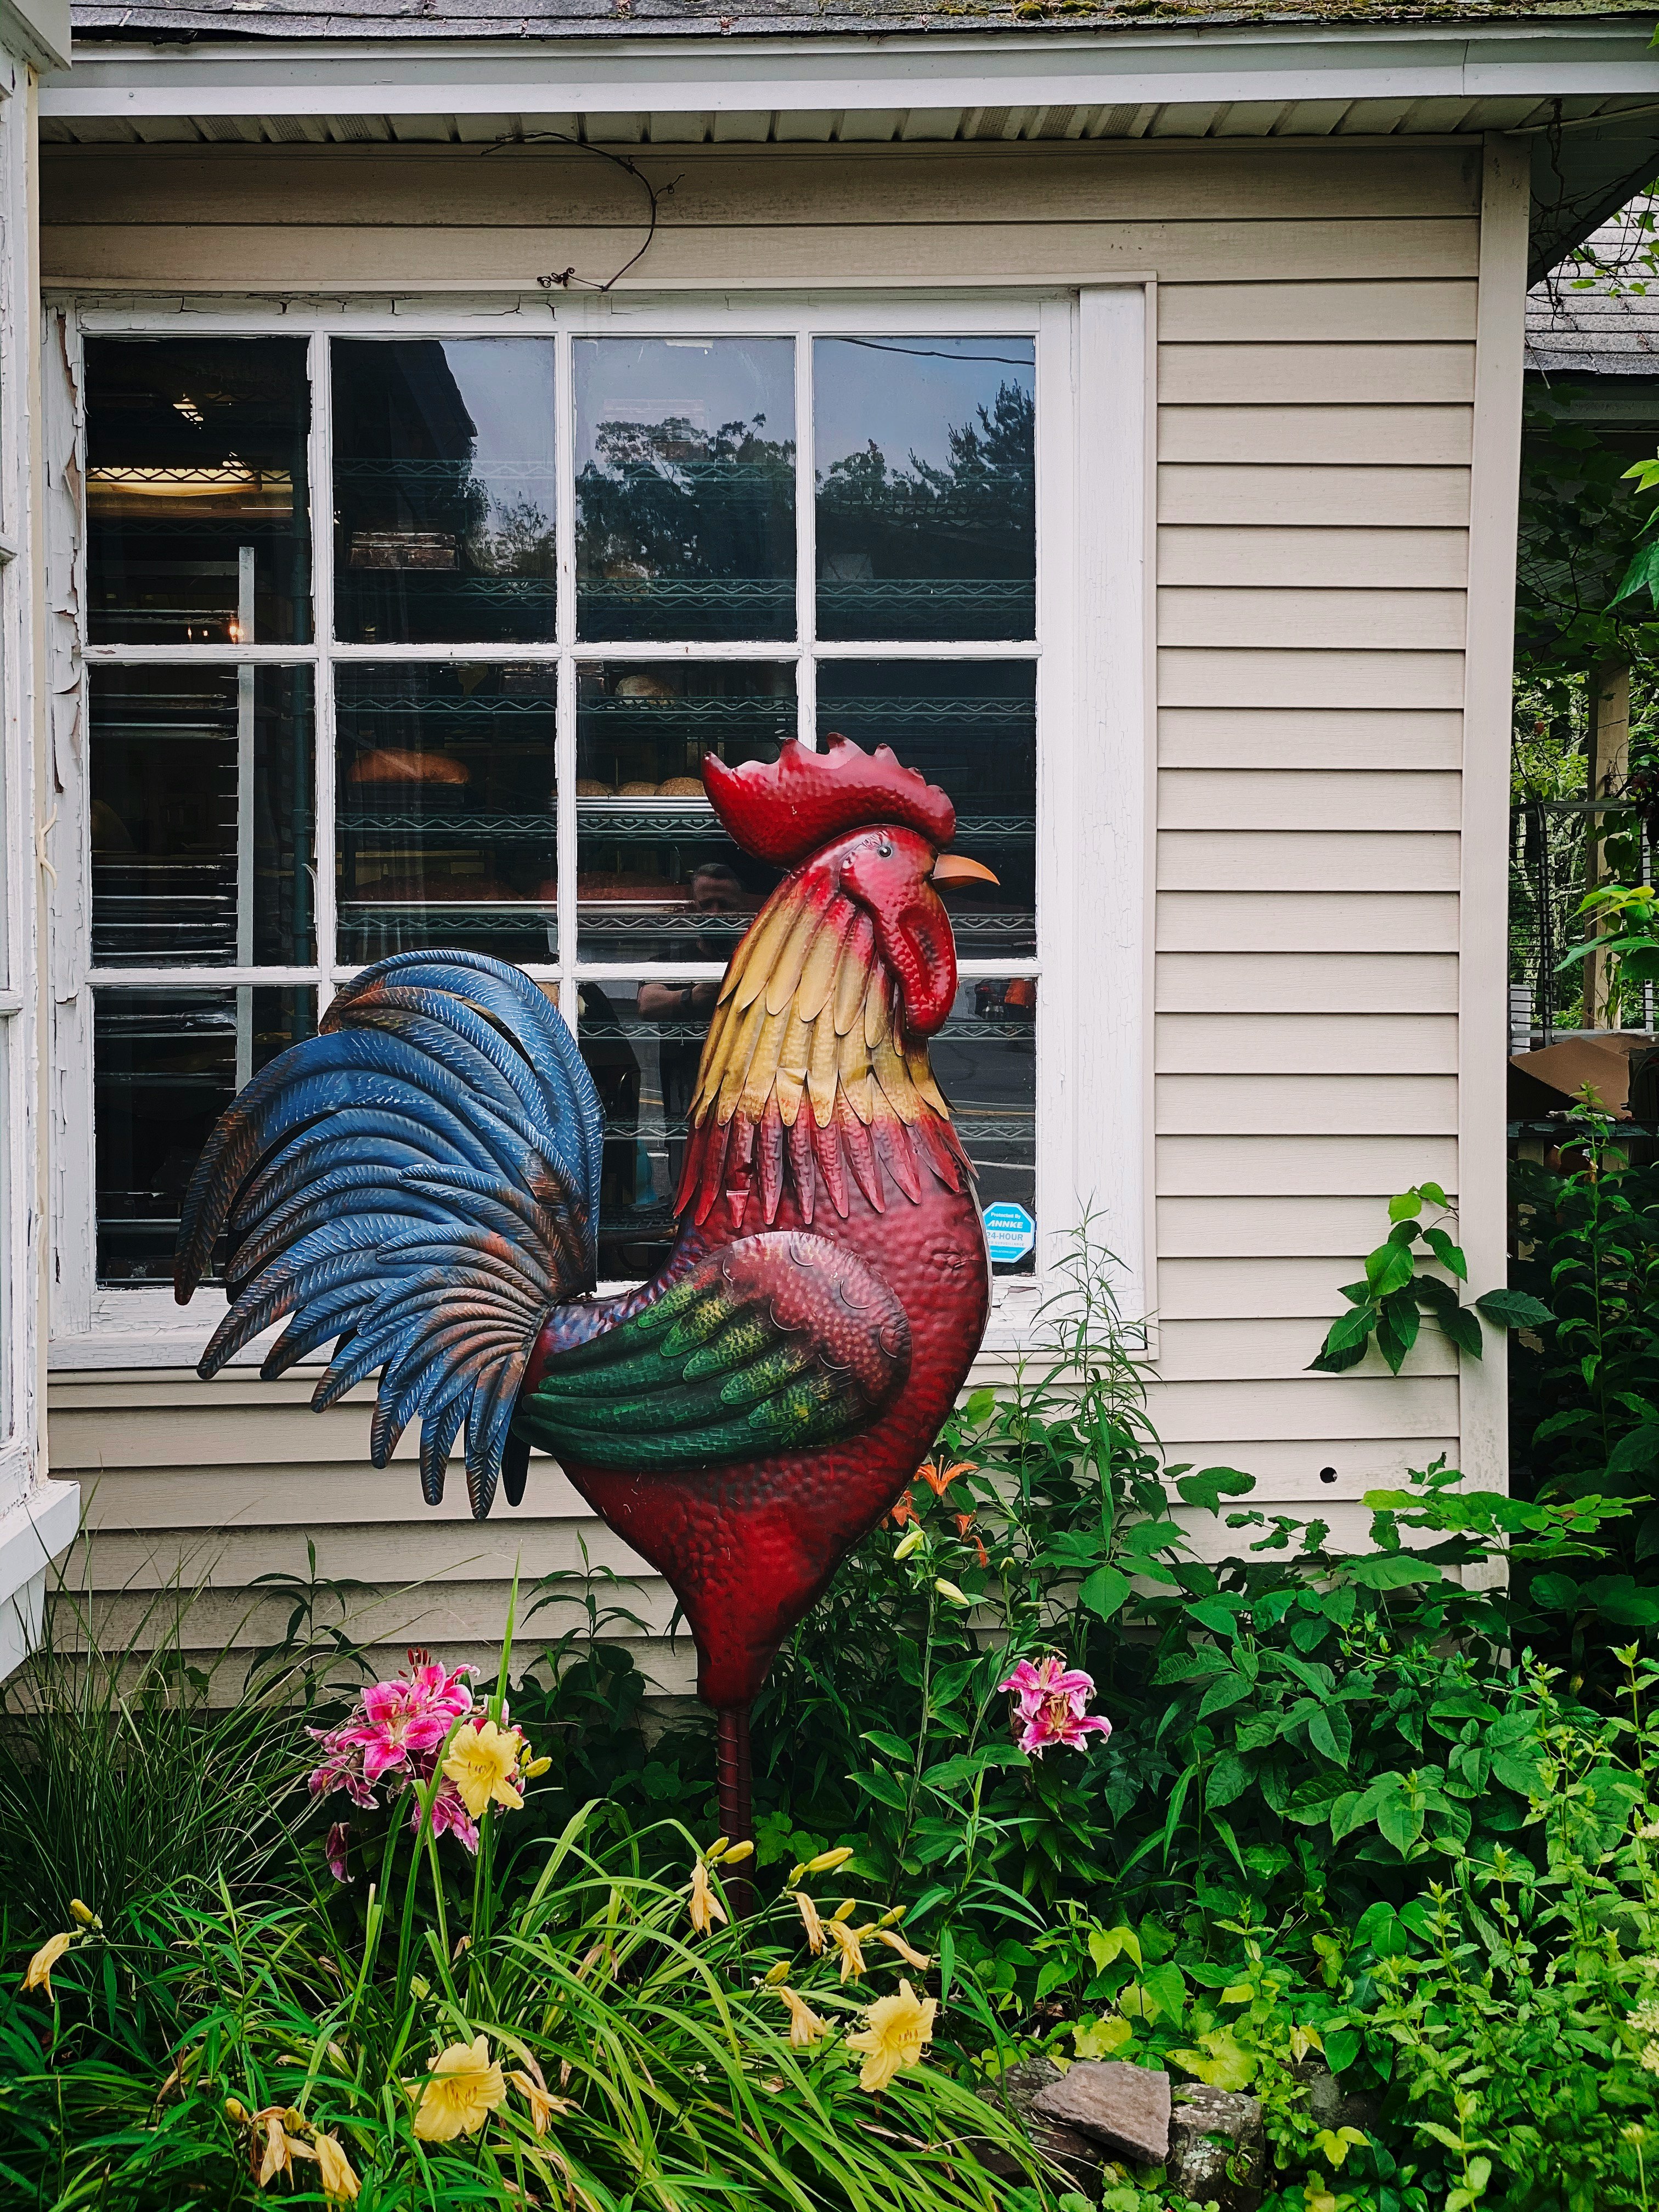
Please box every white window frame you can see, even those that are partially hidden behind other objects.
[44,284,1150,1367]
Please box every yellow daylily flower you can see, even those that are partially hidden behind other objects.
[441,1722,524,1820]
[411,2035,508,2142]
[312,2131,360,2203]
[876,1928,934,1971]
[845,1978,938,2093]
[22,1931,72,1999]
[794,1889,827,1955]
[827,1918,871,1983]
[776,1985,828,2048]
[688,1859,729,1937]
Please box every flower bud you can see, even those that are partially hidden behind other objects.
[935,1578,970,1607]
[224,2099,250,2125]
[523,1756,551,1779]
[707,1835,730,1860]
[69,1899,100,1929]
[832,1898,859,1923]
[786,1863,808,1888]
[805,1847,856,1875]
[719,1839,755,1864]
[894,1527,926,1561]
[764,1960,792,1985]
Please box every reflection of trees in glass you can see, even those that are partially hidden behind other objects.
[465,486,555,578]
[577,414,795,583]
[817,380,1034,579]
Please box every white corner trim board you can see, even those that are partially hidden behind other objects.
[0,1479,80,1680]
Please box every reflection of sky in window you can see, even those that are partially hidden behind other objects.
[814,336,1035,476]
[575,339,795,469]
[435,341,557,467]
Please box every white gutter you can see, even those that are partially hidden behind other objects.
[39,18,1659,121]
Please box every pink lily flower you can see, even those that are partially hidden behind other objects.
[337,1664,475,1785]
[997,1654,1113,1759]
[419,1778,481,1855]
[324,1822,351,1883]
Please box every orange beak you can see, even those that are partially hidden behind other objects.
[931,852,999,887]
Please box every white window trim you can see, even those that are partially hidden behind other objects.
[44,284,1150,1369]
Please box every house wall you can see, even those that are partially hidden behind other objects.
[38,133,1511,1692]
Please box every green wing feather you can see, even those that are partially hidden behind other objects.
[512,1229,910,1473]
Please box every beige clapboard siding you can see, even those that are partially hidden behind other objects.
[1158,1318,1453,1383]
[1155,1073,1458,1135]
[1155,953,1458,1014]
[1158,405,1473,467]
[1158,832,1460,892]
[1160,1256,1384,1320]
[1159,648,1464,709]
[1156,893,1459,953]
[1158,1195,1422,1259]
[1156,1012,1460,1073]
[1159,710,1463,771]
[1159,770,1461,832]
[1156,1135,1458,1196]
[1157,588,1466,652]
[1158,343,1476,405]
[1157,280,1479,343]
[43,131,1488,1683]
[1157,530,1469,590]
[1158,464,1471,528]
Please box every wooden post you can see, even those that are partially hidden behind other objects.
[1583,659,1631,1028]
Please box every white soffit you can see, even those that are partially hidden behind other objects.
[37,20,1659,140]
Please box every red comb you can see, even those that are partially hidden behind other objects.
[702,734,956,867]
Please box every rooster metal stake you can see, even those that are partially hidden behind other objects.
[176,736,997,1855]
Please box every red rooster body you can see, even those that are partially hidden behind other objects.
[176,735,994,1812]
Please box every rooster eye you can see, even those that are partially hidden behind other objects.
[876,838,893,858]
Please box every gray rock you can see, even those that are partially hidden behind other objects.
[974,2057,1103,2199]
[1032,2059,1173,2165]
[1169,2084,1267,2212]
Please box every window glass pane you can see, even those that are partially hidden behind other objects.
[336,662,556,967]
[575,338,795,641]
[933,974,1036,1276]
[91,665,314,969]
[577,977,713,1284]
[86,337,311,646]
[94,986,316,1284]
[575,661,790,961]
[817,660,1035,961]
[814,335,1035,642]
[332,340,556,646]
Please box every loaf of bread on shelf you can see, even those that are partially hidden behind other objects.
[655,775,706,797]
[348,747,469,786]
[614,674,675,701]
[617,780,660,797]
[574,778,613,797]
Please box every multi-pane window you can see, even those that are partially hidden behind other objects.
[80,315,1043,1300]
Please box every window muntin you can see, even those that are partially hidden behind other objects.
[78,318,1047,1299]
[86,336,311,647]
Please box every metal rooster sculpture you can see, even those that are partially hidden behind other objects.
[175,735,997,1844]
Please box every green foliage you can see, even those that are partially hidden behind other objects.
[1308,1185,1550,1376]
[0,1798,1042,2211]
[1517,385,1659,680]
